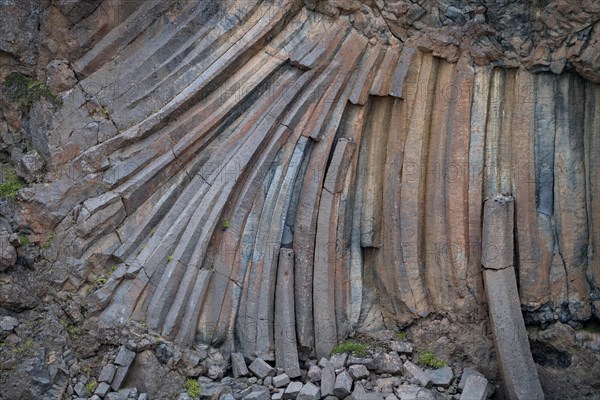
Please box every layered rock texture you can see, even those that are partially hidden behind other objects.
[2,0,600,398]
[19,0,600,353]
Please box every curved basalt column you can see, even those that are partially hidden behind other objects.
[22,0,600,367]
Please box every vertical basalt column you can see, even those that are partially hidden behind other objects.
[481,194,544,400]
[275,248,301,378]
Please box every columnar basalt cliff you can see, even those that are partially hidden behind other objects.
[1,0,600,399]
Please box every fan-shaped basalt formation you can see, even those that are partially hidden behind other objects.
[9,0,600,396]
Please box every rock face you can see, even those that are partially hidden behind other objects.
[2,0,600,398]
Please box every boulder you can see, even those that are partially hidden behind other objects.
[349,364,370,380]
[272,373,290,388]
[231,353,250,377]
[461,375,494,400]
[0,234,17,272]
[297,382,320,400]
[425,366,453,388]
[249,358,275,379]
[283,381,303,399]
[402,361,432,389]
[334,370,353,398]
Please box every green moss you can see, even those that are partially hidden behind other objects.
[417,351,447,369]
[85,380,98,393]
[42,232,56,249]
[0,167,25,199]
[2,72,63,112]
[222,220,230,230]
[167,255,173,262]
[14,338,34,355]
[18,235,30,247]
[395,331,407,340]
[185,379,201,398]
[331,341,369,358]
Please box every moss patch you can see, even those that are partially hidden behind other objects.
[0,167,25,199]
[417,351,447,369]
[331,341,370,358]
[2,72,63,112]
[185,379,201,398]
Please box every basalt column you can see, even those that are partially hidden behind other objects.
[481,194,544,400]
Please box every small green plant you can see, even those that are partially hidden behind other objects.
[42,232,56,249]
[14,338,34,355]
[331,341,369,358]
[95,276,107,285]
[103,106,110,118]
[18,235,30,247]
[417,351,447,369]
[222,220,230,230]
[395,331,407,340]
[2,72,63,111]
[167,255,173,262]
[111,265,118,272]
[0,166,25,199]
[85,380,98,393]
[185,379,201,398]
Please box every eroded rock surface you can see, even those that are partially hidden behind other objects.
[1,0,600,399]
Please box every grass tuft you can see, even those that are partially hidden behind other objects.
[2,72,63,111]
[331,341,369,358]
[417,351,447,369]
[185,379,201,398]
[0,167,25,199]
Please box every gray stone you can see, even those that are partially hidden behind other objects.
[347,357,376,370]
[271,391,283,400]
[334,371,353,398]
[264,377,272,387]
[231,353,250,377]
[349,364,369,380]
[94,382,111,397]
[394,384,437,400]
[249,358,275,379]
[375,353,403,375]
[45,59,77,92]
[403,361,432,389]
[307,365,321,382]
[114,346,136,367]
[350,382,368,400]
[208,366,224,380]
[14,151,45,183]
[199,382,227,400]
[330,353,348,369]
[297,382,320,400]
[0,234,17,272]
[283,381,303,399]
[272,373,290,388]
[459,369,484,391]
[111,366,130,391]
[384,395,399,400]
[425,367,453,388]
[390,341,413,355]
[375,377,401,393]
[244,390,270,400]
[222,394,236,400]
[0,316,18,331]
[139,394,148,400]
[461,375,494,400]
[99,363,117,383]
[74,382,90,397]
[320,360,336,397]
